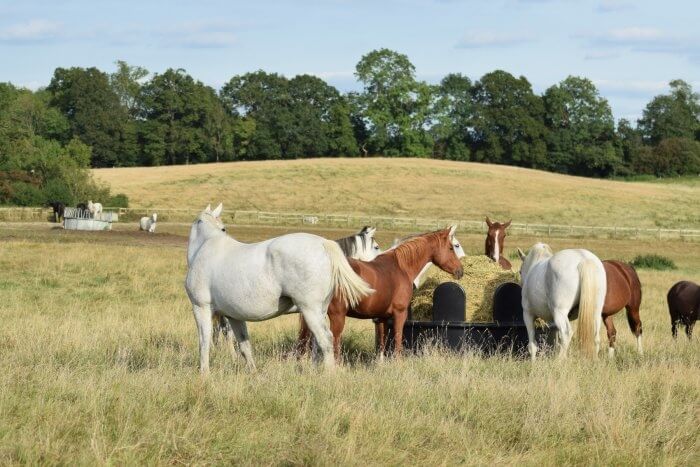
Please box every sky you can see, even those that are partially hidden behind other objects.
[0,0,698,122]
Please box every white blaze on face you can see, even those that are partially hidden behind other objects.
[491,230,500,263]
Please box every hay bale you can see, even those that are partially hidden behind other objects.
[411,256,519,322]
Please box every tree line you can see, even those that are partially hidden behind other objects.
[1,48,699,206]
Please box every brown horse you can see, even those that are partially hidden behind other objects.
[297,227,464,361]
[485,217,512,270]
[601,260,643,356]
[667,281,699,339]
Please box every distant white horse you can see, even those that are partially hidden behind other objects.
[518,243,606,360]
[185,203,373,374]
[87,200,103,218]
[139,213,157,233]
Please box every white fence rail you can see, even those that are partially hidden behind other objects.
[1,207,698,240]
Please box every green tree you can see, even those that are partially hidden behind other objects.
[140,68,228,165]
[543,76,620,176]
[47,67,133,167]
[110,60,149,119]
[354,48,433,156]
[470,70,547,168]
[638,80,700,144]
[431,73,473,160]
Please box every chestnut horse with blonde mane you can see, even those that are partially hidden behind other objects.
[601,260,643,356]
[485,217,512,270]
[297,227,465,361]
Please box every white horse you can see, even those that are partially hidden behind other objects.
[185,203,373,374]
[139,213,157,233]
[336,226,381,261]
[87,200,103,218]
[518,243,606,360]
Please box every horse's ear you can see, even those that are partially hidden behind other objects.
[485,217,493,228]
[205,204,212,213]
[212,203,223,218]
[448,225,457,237]
[367,227,376,236]
[517,247,526,260]
[504,219,512,228]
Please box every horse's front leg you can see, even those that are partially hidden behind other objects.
[295,315,312,358]
[392,309,408,357]
[192,304,213,375]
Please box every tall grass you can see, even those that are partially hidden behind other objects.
[0,227,699,465]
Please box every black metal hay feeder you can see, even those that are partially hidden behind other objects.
[381,282,555,356]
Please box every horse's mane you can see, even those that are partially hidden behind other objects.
[388,231,443,270]
[526,243,554,265]
[336,226,372,257]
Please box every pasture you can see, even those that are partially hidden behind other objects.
[1,222,698,465]
[94,158,700,229]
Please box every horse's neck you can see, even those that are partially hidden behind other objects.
[396,241,435,283]
[187,224,232,265]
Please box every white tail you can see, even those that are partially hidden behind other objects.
[576,259,600,358]
[323,240,374,307]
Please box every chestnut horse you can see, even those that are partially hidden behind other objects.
[667,280,699,339]
[297,227,464,361]
[601,260,643,356]
[485,217,512,270]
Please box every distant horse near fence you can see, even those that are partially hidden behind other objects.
[46,201,65,223]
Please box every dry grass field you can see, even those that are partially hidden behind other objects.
[1,222,699,465]
[94,158,700,229]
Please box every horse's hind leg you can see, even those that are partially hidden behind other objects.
[625,305,643,354]
[300,307,335,370]
[603,314,617,358]
[523,308,538,361]
[686,321,695,340]
[227,319,256,371]
[192,304,213,375]
[553,311,572,360]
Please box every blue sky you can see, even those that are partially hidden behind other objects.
[0,0,698,121]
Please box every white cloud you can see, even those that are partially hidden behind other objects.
[584,51,619,61]
[456,31,535,49]
[578,27,700,64]
[0,19,62,43]
[597,0,634,13]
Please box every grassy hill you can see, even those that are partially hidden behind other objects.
[94,158,700,228]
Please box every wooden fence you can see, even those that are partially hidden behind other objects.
[1,207,698,241]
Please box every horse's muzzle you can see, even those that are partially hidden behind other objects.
[453,267,464,280]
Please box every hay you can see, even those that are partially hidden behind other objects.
[411,255,519,322]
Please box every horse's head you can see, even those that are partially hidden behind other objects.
[194,203,226,233]
[355,226,381,261]
[152,212,158,222]
[517,242,553,280]
[485,217,511,263]
[432,225,464,280]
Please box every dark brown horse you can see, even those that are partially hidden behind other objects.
[297,227,464,361]
[601,260,643,356]
[667,281,699,339]
[485,217,512,270]
[46,201,65,223]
